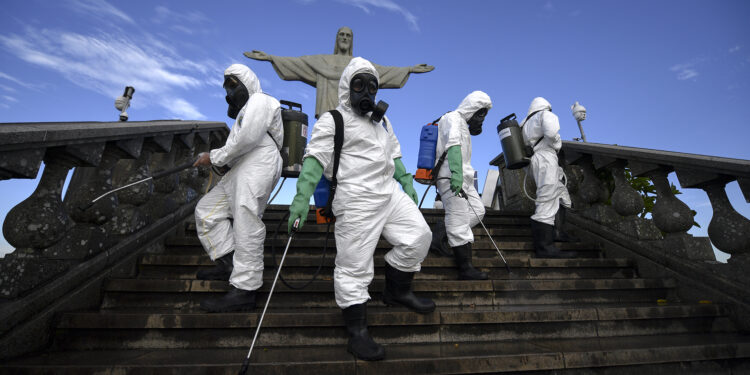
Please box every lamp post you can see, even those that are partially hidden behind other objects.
[571,101,587,142]
[115,86,135,121]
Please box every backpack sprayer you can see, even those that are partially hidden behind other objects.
[496,112,569,203]
[267,100,309,205]
[414,117,447,208]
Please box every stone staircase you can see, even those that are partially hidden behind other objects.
[2,205,749,374]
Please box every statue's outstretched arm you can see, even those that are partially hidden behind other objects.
[244,51,317,87]
[244,50,272,61]
[410,64,434,73]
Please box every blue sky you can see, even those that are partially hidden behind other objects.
[1,0,749,261]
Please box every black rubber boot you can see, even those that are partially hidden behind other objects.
[341,303,385,361]
[531,220,577,259]
[197,251,233,281]
[382,263,436,314]
[200,286,256,312]
[429,220,452,257]
[452,243,488,280]
[554,207,579,242]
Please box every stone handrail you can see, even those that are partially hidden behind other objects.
[490,141,750,328]
[0,120,228,300]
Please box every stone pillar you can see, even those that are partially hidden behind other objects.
[146,141,180,220]
[645,168,713,260]
[43,147,122,260]
[174,134,199,205]
[611,161,661,240]
[703,182,750,263]
[2,157,74,250]
[105,148,153,238]
[576,156,620,226]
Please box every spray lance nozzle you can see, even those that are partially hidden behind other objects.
[115,86,135,122]
[77,157,198,213]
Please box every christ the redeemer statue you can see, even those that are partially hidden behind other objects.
[244,26,434,119]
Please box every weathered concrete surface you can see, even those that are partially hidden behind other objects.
[0,201,197,359]
[567,212,750,332]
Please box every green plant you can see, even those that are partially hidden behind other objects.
[596,168,699,228]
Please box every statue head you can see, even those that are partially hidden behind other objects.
[334,27,353,56]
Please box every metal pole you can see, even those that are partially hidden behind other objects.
[238,219,299,375]
[576,120,587,142]
[459,190,511,273]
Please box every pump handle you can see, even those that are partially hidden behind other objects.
[280,100,302,111]
[500,113,516,123]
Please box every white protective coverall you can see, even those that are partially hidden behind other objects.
[195,64,283,291]
[521,97,571,226]
[435,91,492,247]
[304,57,432,308]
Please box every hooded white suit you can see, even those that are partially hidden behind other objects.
[521,97,571,225]
[195,64,283,291]
[304,57,432,308]
[435,91,492,247]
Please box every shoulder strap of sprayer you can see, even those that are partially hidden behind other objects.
[266,131,281,150]
[522,110,546,149]
[320,110,344,219]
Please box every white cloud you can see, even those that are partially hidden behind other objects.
[171,25,195,35]
[729,45,741,53]
[0,84,16,92]
[3,95,18,103]
[68,0,134,24]
[153,6,209,24]
[543,1,555,12]
[334,0,420,31]
[151,5,212,35]
[166,98,206,120]
[0,27,216,119]
[670,62,699,81]
[0,71,39,90]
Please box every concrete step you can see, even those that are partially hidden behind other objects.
[260,225,533,239]
[101,278,677,310]
[260,204,530,218]
[257,212,533,227]
[5,334,750,374]
[137,254,636,280]
[51,304,734,350]
[161,237,600,259]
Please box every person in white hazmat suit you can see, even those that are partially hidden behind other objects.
[521,97,577,258]
[192,64,284,312]
[287,57,435,361]
[435,91,493,280]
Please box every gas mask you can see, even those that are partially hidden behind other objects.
[224,75,249,119]
[350,73,389,123]
[467,107,488,136]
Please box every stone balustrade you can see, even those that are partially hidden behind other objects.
[0,120,229,300]
[491,141,750,327]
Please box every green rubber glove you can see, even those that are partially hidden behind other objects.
[288,157,324,233]
[393,158,418,205]
[447,145,463,195]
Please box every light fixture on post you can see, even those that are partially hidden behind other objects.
[571,101,587,142]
